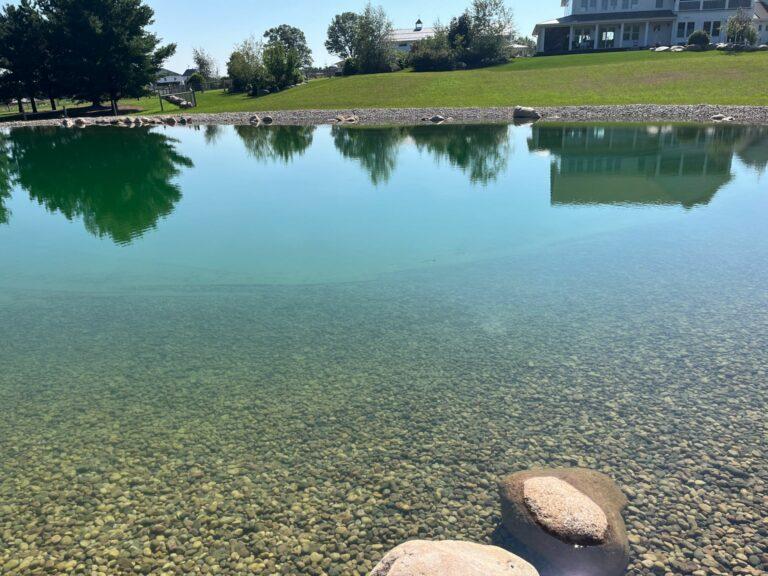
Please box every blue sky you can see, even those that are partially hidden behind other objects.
[144,1,565,73]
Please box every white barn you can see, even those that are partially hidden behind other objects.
[533,0,768,54]
[390,20,436,52]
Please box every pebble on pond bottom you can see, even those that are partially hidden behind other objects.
[0,226,767,576]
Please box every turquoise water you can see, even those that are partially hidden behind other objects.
[0,123,767,575]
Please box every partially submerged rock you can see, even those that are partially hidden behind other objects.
[369,540,539,576]
[499,468,629,576]
[523,476,608,545]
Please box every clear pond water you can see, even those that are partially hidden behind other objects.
[0,123,766,576]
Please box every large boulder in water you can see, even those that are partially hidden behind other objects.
[498,468,629,576]
[369,540,539,576]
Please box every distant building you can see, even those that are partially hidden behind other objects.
[155,69,187,89]
[390,19,436,52]
[533,0,768,55]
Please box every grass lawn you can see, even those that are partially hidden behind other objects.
[4,50,767,120]
[131,50,768,114]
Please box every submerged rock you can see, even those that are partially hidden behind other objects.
[499,468,629,576]
[369,540,539,576]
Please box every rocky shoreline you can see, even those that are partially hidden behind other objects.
[3,104,768,128]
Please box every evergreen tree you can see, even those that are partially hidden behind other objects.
[44,0,175,114]
[0,0,51,113]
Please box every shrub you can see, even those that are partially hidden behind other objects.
[411,33,457,72]
[726,8,758,45]
[688,30,710,48]
[186,72,204,91]
[342,58,358,76]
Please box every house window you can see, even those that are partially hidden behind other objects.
[623,24,641,43]
[703,21,712,35]
[599,26,616,48]
[712,21,721,37]
[677,22,695,38]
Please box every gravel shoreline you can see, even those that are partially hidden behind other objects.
[3,104,768,128]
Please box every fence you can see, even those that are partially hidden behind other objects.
[158,90,197,112]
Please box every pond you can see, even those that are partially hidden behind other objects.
[0,123,766,576]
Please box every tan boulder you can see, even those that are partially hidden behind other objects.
[370,540,539,576]
[523,476,608,545]
[499,468,629,576]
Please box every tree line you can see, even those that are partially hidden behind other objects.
[324,0,519,75]
[0,0,174,115]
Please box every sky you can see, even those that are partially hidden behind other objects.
[144,1,566,73]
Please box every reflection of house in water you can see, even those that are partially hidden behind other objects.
[528,125,744,209]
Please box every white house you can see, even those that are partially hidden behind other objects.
[390,19,436,52]
[533,0,768,54]
[155,69,187,89]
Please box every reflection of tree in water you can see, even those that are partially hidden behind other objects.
[409,124,511,184]
[9,127,193,244]
[332,125,512,185]
[235,125,315,163]
[332,126,405,185]
[0,132,12,225]
[734,127,768,174]
[203,124,224,146]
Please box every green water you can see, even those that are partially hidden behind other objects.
[0,123,766,576]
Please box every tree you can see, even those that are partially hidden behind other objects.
[447,12,473,51]
[352,3,395,74]
[45,0,176,114]
[0,0,51,113]
[411,29,458,72]
[262,42,302,90]
[186,71,204,91]
[0,67,25,114]
[462,0,515,68]
[226,37,265,93]
[325,12,360,60]
[726,9,757,45]
[263,24,312,67]
[192,47,218,80]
